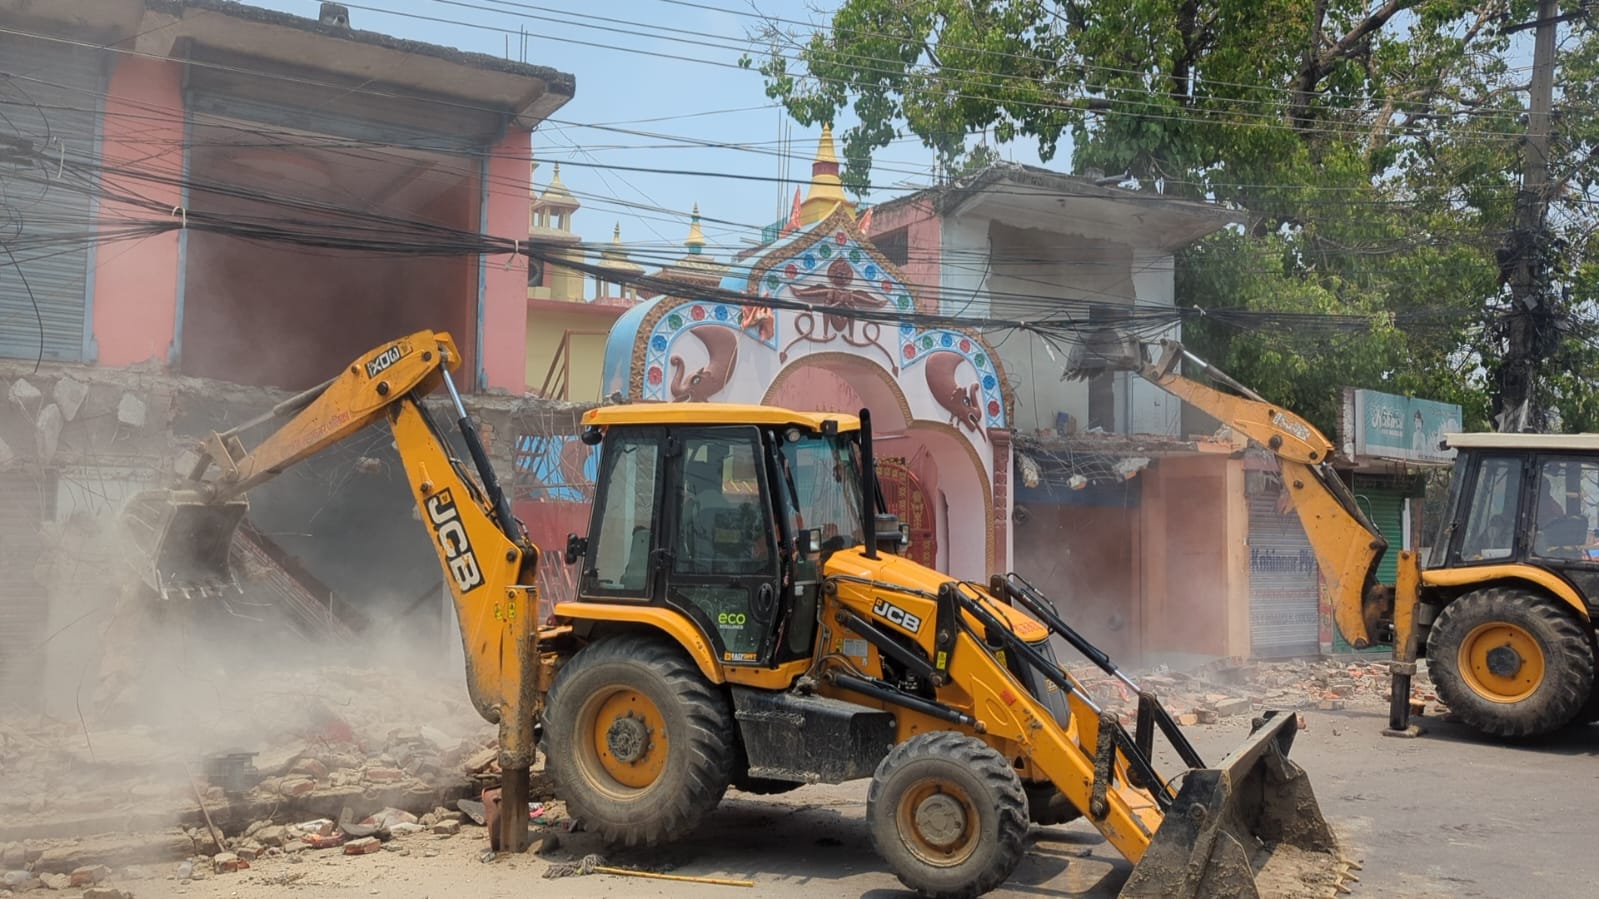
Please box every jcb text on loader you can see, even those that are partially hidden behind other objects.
[125,330,1353,898]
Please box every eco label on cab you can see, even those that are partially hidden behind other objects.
[365,342,409,378]
[426,488,484,593]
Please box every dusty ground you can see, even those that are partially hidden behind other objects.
[96,699,1598,899]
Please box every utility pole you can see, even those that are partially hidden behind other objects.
[1496,0,1560,432]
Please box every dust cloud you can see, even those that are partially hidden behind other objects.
[0,467,493,850]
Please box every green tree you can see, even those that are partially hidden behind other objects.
[750,0,1598,435]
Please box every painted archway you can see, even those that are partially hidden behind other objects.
[761,353,995,578]
[601,207,1013,579]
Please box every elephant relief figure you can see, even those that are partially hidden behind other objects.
[925,351,987,441]
[669,326,739,402]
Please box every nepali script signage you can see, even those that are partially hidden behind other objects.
[1340,388,1461,464]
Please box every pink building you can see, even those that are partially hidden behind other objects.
[0,0,574,708]
[0,0,572,392]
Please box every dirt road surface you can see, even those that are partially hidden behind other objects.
[117,705,1597,899]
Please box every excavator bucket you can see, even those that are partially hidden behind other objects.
[1120,711,1356,899]
[121,489,248,599]
[1061,329,1147,381]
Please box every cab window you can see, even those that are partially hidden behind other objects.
[584,429,661,595]
[1532,458,1599,561]
[1456,456,1522,562]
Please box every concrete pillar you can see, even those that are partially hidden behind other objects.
[479,132,533,391]
[94,57,184,366]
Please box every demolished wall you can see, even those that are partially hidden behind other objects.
[0,357,591,883]
[0,358,591,715]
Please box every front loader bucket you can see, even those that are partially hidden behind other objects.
[122,489,248,599]
[1120,711,1357,899]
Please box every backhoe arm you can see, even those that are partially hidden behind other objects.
[131,330,540,851]
[1110,338,1393,649]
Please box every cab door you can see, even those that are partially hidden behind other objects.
[664,427,782,665]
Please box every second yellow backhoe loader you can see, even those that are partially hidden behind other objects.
[1065,332,1599,741]
[124,329,1353,898]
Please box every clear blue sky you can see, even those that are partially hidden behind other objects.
[245,0,1050,266]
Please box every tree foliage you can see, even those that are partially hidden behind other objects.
[751,0,1599,435]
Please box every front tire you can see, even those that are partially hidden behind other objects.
[542,635,735,847]
[867,731,1028,899]
[1427,588,1594,738]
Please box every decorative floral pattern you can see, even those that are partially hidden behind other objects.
[637,215,1007,428]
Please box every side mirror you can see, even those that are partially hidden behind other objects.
[796,528,824,555]
[874,513,909,554]
[564,533,588,565]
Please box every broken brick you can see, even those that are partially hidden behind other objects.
[305,833,346,850]
[1195,708,1218,725]
[69,865,109,887]
[213,852,249,874]
[1176,712,1199,727]
[1213,697,1251,717]
[291,757,329,779]
[431,820,460,836]
[1318,698,1346,711]
[364,766,405,783]
[343,837,383,856]
[279,777,316,797]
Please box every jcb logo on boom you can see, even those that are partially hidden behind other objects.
[426,489,484,593]
[365,344,406,378]
[872,598,922,635]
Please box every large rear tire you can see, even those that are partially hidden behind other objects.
[867,731,1028,899]
[1427,588,1594,738]
[542,635,735,847]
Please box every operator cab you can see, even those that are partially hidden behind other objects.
[1438,433,1599,603]
[564,405,908,668]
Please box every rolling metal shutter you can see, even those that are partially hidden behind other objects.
[0,34,104,362]
[1248,491,1321,658]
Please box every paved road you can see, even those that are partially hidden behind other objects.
[133,704,1599,899]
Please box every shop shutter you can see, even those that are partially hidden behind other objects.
[0,34,103,362]
[1247,491,1320,658]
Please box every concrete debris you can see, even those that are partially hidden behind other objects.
[8,377,42,406]
[1070,656,1429,727]
[0,665,508,874]
[52,377,88,421]
[1016,452,1041,489]
[34,403,62,462]
[0,434,12,470]
[115,392,146,428]
[431,820,460,836]
[1112,456,1150,479]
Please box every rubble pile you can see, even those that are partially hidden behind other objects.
[0,664,518,890]
[1071,656,1442,724]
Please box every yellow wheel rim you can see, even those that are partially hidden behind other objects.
[896,778,980,868]
[577,687,668,793]
[1459,621,1546,704]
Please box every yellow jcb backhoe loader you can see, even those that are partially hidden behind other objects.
[125,330,1353,899]
[1066,333,1599,741]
